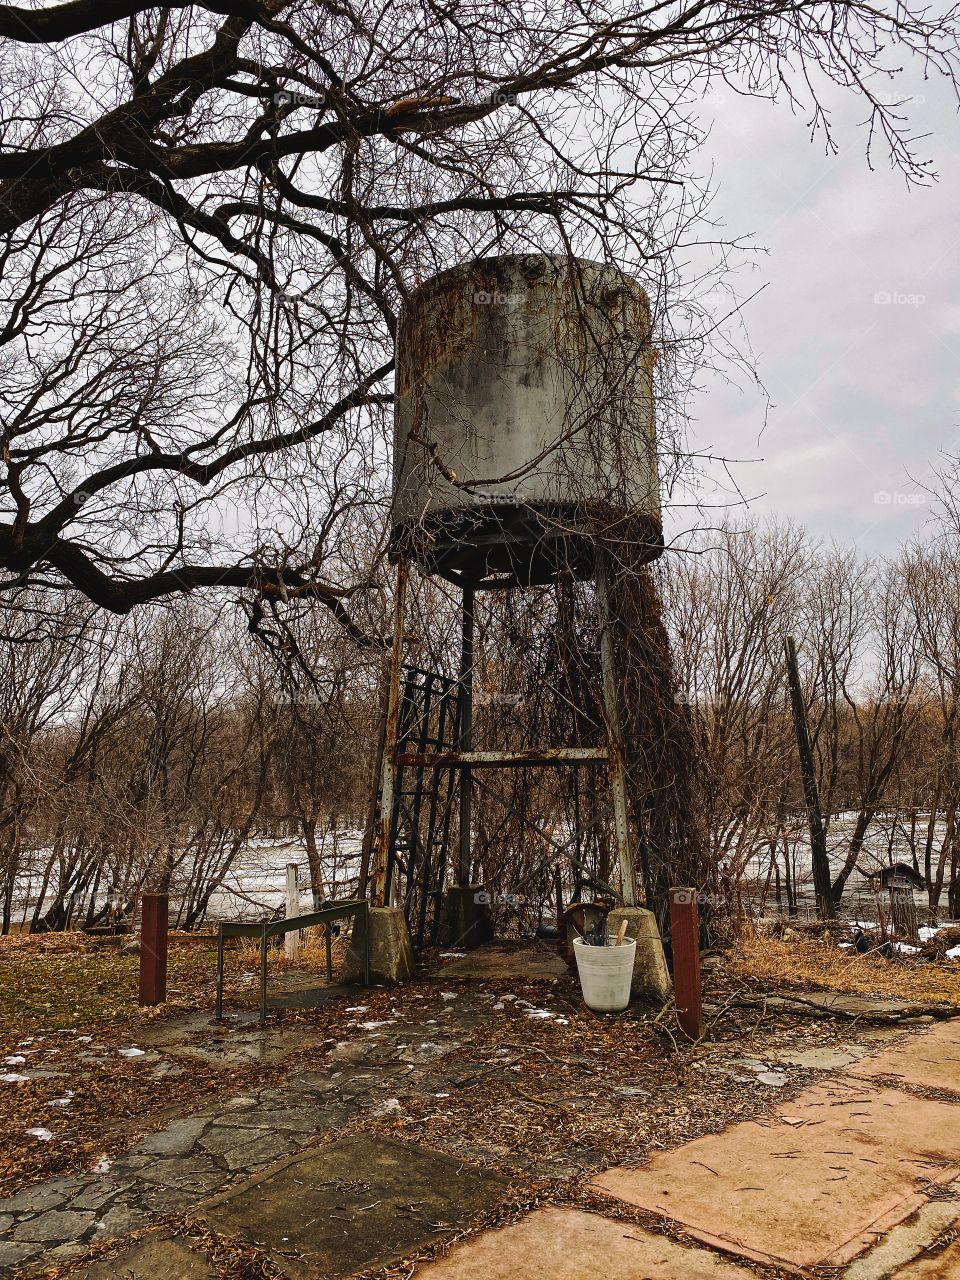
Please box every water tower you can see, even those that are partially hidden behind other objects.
[371,254,664,949]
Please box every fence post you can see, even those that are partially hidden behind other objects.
[285,864,300,959]
[138,892,168,1006]
[669,887,703,1040]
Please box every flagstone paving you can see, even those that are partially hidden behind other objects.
[415,1206,758,1279]
[847,1018,960,1095]
[72,1236,213,1278]
[591,1078,960,1271]
[896,1232,960,1279]
[2,970,960,1280]
[0,996,500,1274]
[202,1134,512,1279]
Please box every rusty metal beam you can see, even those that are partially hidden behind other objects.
[596,557,638,907]
[372,558,409,907]
[138,892,168,1006]
[457,584,475,885]
[395,747,609,768]
[669,887,704,1040]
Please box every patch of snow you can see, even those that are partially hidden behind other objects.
[359,1020,394,1031]
[891,942,920,955]
[25,1127,53,1141]
[4,1055,26,1066]
[1,1073,29,1083]
[345,1006,368,1013]
[49,1096,74,1107]
[492,1002,505,1010]
[946,945,960,959]
[118,1047,145,1058]
[440,991,457,1001]
[92,1157,111,1173]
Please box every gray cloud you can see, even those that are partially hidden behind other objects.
[675,75,960,552]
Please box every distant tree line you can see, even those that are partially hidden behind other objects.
[5,467,960,932]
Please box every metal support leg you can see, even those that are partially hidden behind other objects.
[596,557,638,907]
[363,902,371,986]
[259,921,269,1025]
[325,925,333,982]
[374,559,409,907]
[457,584,475,886]
[215,924,225,1022]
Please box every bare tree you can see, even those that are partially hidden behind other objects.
[0,0,957,634]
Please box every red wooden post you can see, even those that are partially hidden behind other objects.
[669,887,703,1040]
[139,893,169,1006]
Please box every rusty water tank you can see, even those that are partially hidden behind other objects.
[392,254,662,583]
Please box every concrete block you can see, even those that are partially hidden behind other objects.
[592,1079,960,1271]
[438,886,493,949]
[606,906,672,1002]
[417,1206,757,1279]
[343,907,414,984]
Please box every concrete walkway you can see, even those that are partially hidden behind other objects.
[419,1017,960,1280]
[1,983,959,1278]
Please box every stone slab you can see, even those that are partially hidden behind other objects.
[72,1235,214,1278]
[440,944,567,980]
[201,1133,511,1278]
[766,992,950,1020]
[139,1011,322,1067]
[771,1044,870,1069]
[896,1233,960,1278]
[416,1206,758,1279]
[848,1020,960,1095]
[845,1190,960,1280]
[266,983,351,1010]
[591,1079,960,1272]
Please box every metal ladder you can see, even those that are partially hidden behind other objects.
[383,666,462,949]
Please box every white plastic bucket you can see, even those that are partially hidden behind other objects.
[573,936,636,1012]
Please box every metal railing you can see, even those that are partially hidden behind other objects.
[215,898,370,1024]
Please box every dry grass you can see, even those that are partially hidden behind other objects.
[728,933,960,1005]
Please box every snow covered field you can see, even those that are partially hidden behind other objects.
[9,810,960,932]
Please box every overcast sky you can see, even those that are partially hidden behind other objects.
[676,72,960,554]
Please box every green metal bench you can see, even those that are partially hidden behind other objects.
[215,898,370,1024]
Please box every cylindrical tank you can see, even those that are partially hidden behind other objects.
[392,254,662,583]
